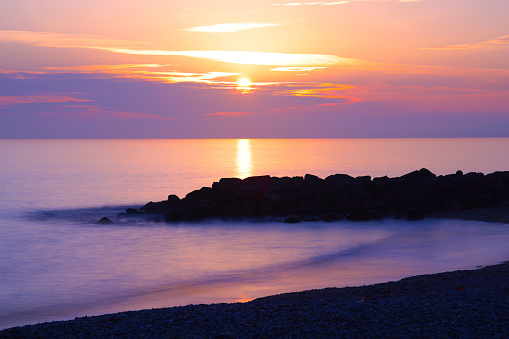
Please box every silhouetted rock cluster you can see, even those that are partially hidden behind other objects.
[121,169,509,223]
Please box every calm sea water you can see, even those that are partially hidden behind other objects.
[1,138,509,329]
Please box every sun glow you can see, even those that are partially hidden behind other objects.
[237,78,251,87]
[236,78,252,93]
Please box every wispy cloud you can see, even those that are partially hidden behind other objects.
[207,101,355,118]
[346,83,509,113]
[266,102,343,113]
[0,30,347,67]
[43,64,239,84]
[205,83,361,118]
[336,59,509,78]
[272,1,347,5]
[196,81,356,98]
[422,35,509,50]
[28,104,172,120]
[204,112,254,116]
[0,30,145,49]
[1,66,356,100]
[98,49,348,67]
[272,0,421,5]
[0,94,171,120]
[53,105,173,119]
[271,66,326,72]
[185,23,282,33]
[271,83,355,98]
[0,94,91,107]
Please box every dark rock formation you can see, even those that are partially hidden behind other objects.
[128,169,509,223]
[97,217,114,224]
[283,215,302,224]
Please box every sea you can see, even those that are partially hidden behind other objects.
[1,138,509,329]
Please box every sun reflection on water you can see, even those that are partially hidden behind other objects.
[236,139,253,179]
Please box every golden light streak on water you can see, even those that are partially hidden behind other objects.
[236,139,253,179]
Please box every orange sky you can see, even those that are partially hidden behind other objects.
[0,0,508,138]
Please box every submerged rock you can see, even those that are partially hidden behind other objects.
[283,215,301,223]
[126,208,145,214]
[319,212,344,222]
[97,217,114,224]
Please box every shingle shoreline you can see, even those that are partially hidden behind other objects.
[2,259,508,338]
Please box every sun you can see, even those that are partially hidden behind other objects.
[236,77,252,93]
[237,78,251,88]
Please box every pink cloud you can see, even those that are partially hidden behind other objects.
[37,104,173,120]
[0,95,92,107]
[253,82,355,98]
[43,64,239,85]
[0,30,144,49]
[266,102,344,114]
[204,112,254,116]
[348,83,509,113]
[422,35,509,50]
[206,98,362,118]
[272,0,422,6]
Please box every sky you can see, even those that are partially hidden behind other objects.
[0,0,508,138]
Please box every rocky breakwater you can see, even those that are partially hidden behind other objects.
[117,169,509,223]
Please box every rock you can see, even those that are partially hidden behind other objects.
[319,213,344,222]
[124,170,509,224]
[337,197,362,211]
[167,194,180,203]
[165,209,182,222]
[356,175,371,182]
[186,187,213,201]
[496,200,509,207]
[264,193,282,204]
[300,200,323,215]
[346,209,370,221]
[97,217,114,224]
[349,183,372,201]
[283,215,301,223]
[218,177,243,186]
[401,168,436,182]
[258,202,275,216]
[406,208,424,221]
[126,208,144,214]
[325,173,356,184]
[140,195,180,214]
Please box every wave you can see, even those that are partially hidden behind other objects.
[0,237,381,329]
[22,205,138,224]
[3,218,508,329]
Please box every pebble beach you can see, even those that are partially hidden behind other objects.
[1,262,508,338]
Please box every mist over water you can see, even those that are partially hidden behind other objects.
[1,138,509,329]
